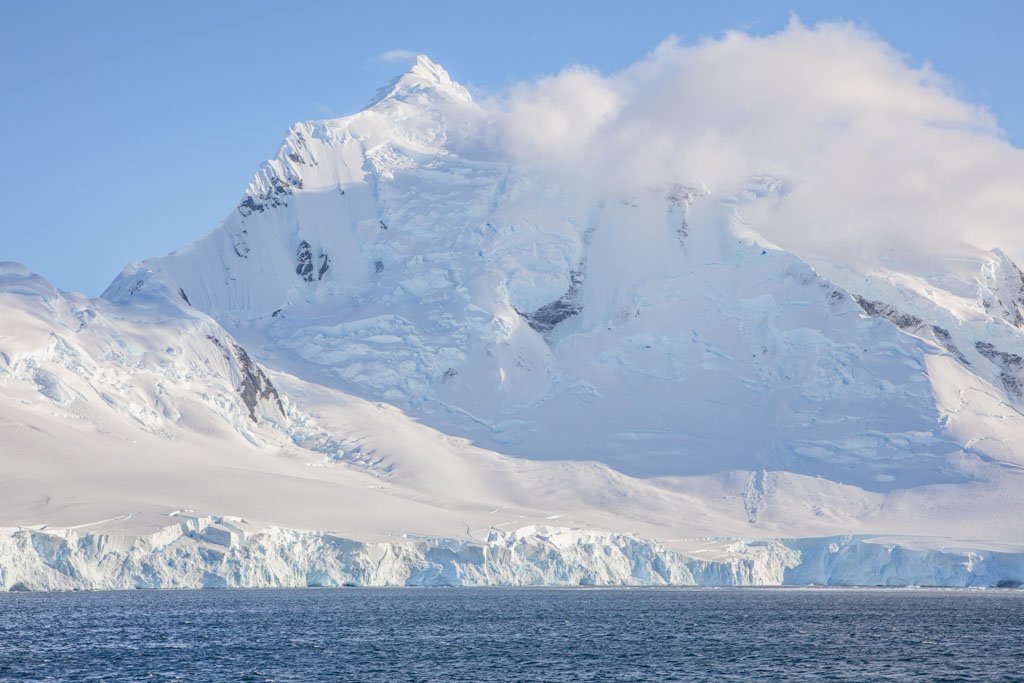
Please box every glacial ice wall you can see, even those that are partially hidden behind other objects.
[0,517,786,590]
[2,517,1022,591]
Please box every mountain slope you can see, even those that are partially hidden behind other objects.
[105,57,1024,488]
[4,57,1024,589]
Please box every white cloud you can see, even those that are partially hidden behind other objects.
[466,19,1024,272]
[377,49,419,64]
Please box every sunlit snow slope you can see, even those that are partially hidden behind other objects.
[4,57,1024,589]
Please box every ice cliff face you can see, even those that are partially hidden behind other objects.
[2,518,757,590]
[4,516,1022,591]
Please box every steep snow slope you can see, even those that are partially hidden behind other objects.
[5,58,1024,589]
[106,57,1024,489]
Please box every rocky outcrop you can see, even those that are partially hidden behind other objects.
[975,341,1024,399]
[854,295,969,364]
[237,174,298,216]
[518,268,584,335]
[207,336,285,422]
[295,240,330,282]
[853,295,925,330]
[232,229,251,258]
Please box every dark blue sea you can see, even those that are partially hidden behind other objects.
[1,587,1022,681]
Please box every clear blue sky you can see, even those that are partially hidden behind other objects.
[2,0,1021,295]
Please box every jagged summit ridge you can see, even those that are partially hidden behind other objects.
[103,55,482,316]
[368,54,472,107]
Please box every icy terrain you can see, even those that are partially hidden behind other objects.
[4,57,1024,589]
[4,515,1023,589]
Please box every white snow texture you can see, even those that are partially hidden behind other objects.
[3,46,1024,589]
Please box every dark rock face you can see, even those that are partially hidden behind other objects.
[285,129,317,167]
[232,342,285,422]
[854,295,969,365]
[295,240,331,282]
[853,295,924,330]
[519,268,584,335]
[975,341,1024,399]
[207,336,285,422]
[296,240,314,280]
[928,325,969,364]
[233,229,251,259]
[178,289,191,306]
[317,252,331,280]
[237,174,302,217]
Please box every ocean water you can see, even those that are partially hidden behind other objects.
[1,588,1022,681]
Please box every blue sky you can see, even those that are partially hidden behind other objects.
[2,0,1021,295]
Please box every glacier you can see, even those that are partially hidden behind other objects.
[3,56,1024,589]
[3,516,1022,590]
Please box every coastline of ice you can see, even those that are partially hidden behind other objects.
[3,516,1021,591]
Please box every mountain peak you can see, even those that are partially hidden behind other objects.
[408,54,451,83]
[368,54,472,107]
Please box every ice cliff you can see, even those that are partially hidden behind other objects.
[3,518,1022,591]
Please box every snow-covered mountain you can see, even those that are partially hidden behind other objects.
[4,57,1024,589]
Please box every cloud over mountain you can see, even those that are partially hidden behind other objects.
[473,20,1024,272]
